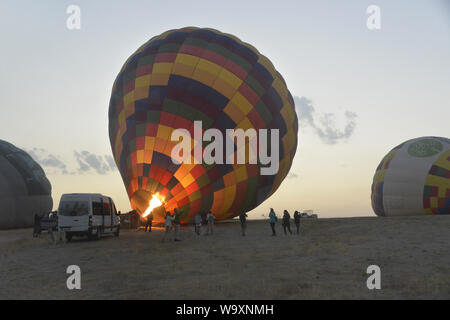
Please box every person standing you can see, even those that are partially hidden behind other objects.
[282,210,292,235]
[173,208,182,241]
[33,213,41,238]
[206,211,216,235]
[239,212,248,236]
[294,211,301,235]
[194,212,202,235]
[268,208,277,236]
[145,212,154,232]
[162,212,175,242]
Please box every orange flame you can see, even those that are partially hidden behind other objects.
[141,194,164,218]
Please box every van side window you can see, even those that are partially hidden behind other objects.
[93,201,103,216]
[103,201,111,216]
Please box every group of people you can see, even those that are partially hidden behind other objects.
[142,207,303,242]
[268,209,302,236]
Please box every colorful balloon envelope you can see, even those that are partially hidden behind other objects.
[371,136,450,216]
[109,27,298,222]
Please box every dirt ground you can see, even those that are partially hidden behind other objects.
[0,215,449,299]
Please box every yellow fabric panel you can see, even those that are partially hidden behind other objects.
[272,77,288,99]
[425,175,450,197]
[191,67,217,87]
[123,91,135,106]
[280,104,295,127]
[154,137,167,154]
[424,208,433,214]
[144,150,153,164]
[163,141,176,158]
[196,58,222,76]
[220,185,236,214]
[152,62,173,74]
[180,173,195,188]
[136,150,144,164]
[172,62,195,78]
[182,163,196,173]
[124,102,135,118]
[234,165,248,183]
[211,189,225,213]
[223,171,236,187]
[118,109,126,127]
[134,86,149,100]
[144,137,155,150]
[150,73,170,86]
[212,77,236,99]
[174,165,189,181]
[135,75,151,88]
[232,92,253,115]
[156,125,173,140]
[175,53,199,67]
[236,117,254,131]
[224,102,245,124]
[218,68,242,89]
[434,150,450,170]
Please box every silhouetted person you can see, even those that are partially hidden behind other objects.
[145,212,154,232]
[294,211,301,235]
[206,211,215,235]
[173,208,182,241]
[239,212,248,236]
[33,213,41,237]
[268,208,277,236]
[282,210,292,235]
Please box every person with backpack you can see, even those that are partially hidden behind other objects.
[268,208,277,236]
[294,211,301,235]
[206,211,216,235]
[282,210,292,235]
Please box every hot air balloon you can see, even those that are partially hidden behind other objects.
[371,136,450,216]
[0,140,53,229]
[109,27,298,222]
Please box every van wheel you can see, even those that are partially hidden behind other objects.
[114,226,120,237]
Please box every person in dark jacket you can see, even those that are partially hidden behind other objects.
[294,211,301,235]
[173,208,182,241]
[282,210,292,235]
[145,212,154,232]
[239,212,248,236]
[268,208,277,236]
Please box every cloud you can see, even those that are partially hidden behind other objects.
[74,151,116,175]
[25,148,70,174]
[294,96,357,145]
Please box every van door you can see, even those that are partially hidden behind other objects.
[102,197,112,233]
[58,199,90,231]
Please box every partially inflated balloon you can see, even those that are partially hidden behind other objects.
[109,27,298,222]
[371,136,450,216]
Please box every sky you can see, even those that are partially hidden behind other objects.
[0,0,449,218]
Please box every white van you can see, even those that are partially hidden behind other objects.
[57,193,120,241]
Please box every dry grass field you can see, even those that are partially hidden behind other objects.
[0,215,449,299]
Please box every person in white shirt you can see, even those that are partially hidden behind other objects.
[194,213,202,235]
[205,211,216,236]
[162,212,175,242]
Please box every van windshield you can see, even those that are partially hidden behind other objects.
[59,201,89,216]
